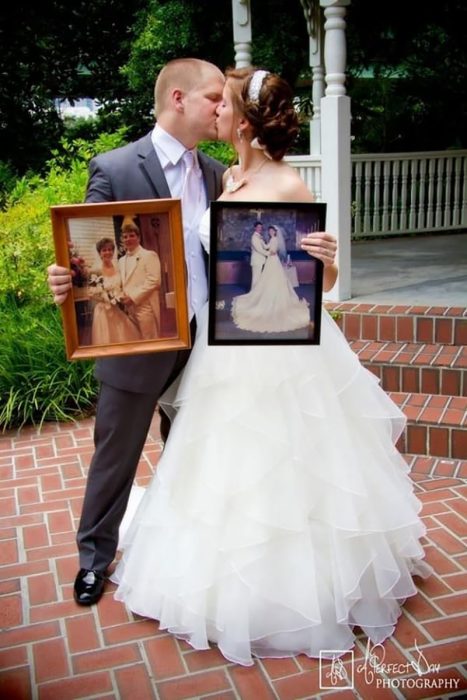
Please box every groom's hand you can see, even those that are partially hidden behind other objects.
[47,264,72,305]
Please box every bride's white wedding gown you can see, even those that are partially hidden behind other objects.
[232,236,310,332]
[112,209,431,666]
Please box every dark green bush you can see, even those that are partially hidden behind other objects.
[0,302,98,430]
[0,131,127,430]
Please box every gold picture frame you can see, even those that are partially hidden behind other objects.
[51,199,190,360]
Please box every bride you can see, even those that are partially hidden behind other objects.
[112,67,431,667]
[88,237,141,345]
[232,224,310,332]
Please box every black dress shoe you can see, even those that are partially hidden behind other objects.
[73,568,106,606]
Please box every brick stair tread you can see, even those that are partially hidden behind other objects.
[403,454,467,479]
[389,391,466,428]
[326,301,466,346]
[350,338,466,369]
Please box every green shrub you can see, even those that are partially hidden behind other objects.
[199,140,236,166]
[0,301,98,430]
[0,130,128,307]
[0,130,127,429]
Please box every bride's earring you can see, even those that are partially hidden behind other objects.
[236,127,244,142]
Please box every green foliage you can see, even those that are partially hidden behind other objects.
[198,141,236,167]
[0,130,128,429]
[0,1,144,176]
[0,301,97,431]
[347,0,467,151]
[0,130,128,306]
[122,1,201,92]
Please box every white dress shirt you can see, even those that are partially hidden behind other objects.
[151,124,208,319]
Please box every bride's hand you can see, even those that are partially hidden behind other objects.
[300,232,337,267]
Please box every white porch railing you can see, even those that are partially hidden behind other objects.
[287,150,467,238]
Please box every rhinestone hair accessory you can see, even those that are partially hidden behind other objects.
[248,70,269,102]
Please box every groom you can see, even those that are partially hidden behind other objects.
[47,58,226,606]
[249,221,269,288]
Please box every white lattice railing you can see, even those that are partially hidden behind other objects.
[287,150,467,238]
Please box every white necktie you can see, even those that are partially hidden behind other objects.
[181,150,203,229]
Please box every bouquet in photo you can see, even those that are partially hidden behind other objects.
[88,273,125,311]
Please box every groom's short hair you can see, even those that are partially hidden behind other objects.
[254,221,263,227]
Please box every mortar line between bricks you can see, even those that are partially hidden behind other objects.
[137,640,162,700]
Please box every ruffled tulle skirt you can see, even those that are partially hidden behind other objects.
[112,304,431,666]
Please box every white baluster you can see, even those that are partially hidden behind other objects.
[426,158,436,229]
[444,157,453,227]
[409,158,418,231]
[363,160,371,233]
[301,1,325,154]
[418,159,427,230]
[322,1,350,96]
[400,159,408,231]
[435,158,444,228]
[353,160,362,236]
[373,160,381,233]
[452,156,462,225]
[391,160,399,231]
[382,160,390,232]
[232,0,252,68]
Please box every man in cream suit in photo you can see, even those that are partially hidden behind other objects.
[118,217,161,339]
[250,221,270,288]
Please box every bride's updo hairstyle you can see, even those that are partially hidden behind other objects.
[226,66,300,161]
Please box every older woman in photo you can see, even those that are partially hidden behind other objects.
[88,237,141,345]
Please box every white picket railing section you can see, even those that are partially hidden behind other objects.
[287,150,467,238]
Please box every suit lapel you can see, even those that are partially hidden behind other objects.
[199,153,219,202]
[137,135,172,198]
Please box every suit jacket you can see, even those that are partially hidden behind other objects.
[86,132,226,393]
[118,246,161,336]
[250,232,269,269]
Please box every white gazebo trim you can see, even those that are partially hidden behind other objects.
[231,0,352,300]
[232,0,252,68]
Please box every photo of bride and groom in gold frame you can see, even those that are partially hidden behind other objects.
[51,199,190,361]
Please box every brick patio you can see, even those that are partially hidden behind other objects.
[1,301,466,699]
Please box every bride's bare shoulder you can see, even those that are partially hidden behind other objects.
[275,163,315,202]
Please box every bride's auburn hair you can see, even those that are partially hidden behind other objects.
[225,67,300,161]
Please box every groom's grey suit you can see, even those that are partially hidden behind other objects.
[77,132,225,571]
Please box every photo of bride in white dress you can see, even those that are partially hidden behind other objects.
[88,237,141,345]
[232,223,311,332]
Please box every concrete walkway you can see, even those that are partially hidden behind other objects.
[349,232,467,307]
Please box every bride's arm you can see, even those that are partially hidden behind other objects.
[279,168,338,292]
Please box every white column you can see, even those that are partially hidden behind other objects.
[300,1,325,155]
[320,0,351,301]
[232,0,252,68]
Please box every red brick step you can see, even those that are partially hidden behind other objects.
[351,339,465,396]
[390,391,466,461]
[327,301,466,345]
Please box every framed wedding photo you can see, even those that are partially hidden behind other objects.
[50,199,191,360]
[208,201,326,346]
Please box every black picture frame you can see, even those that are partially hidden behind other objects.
[208,201,326,345]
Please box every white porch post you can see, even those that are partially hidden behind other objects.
[320,0,351,301]
[232,0,252,68]
[300,1,325,155]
